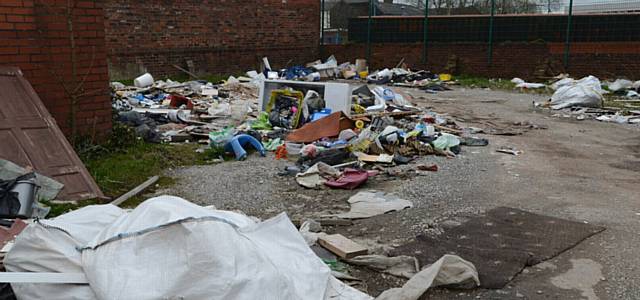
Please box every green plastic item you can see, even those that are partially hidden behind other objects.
[263,138,284,151]
[209,127,236,147]
[251,112,273,130]
[433,133,461,150]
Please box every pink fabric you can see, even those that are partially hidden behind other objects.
[324,168,371,190]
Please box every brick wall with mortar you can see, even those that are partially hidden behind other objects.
[0,0,111,140]
[104,0,321,80]
[325,42,640,80]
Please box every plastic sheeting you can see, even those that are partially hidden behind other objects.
[334,191,413,219]
[6,196,372,300]
[376,255,479,300]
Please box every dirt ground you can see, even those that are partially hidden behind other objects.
[161,86,640,300]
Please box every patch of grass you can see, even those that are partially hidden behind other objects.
[83,142,210,198]
[456,75,516,90]
[40,199,101,218]
[456,75,553,95]
[45,139,217,217]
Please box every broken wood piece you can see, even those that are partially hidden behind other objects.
[318,234,368,259]
[110,176,159,206]
[0,272,88,284]
[172,64,199,79]
[291,218,353,228]
[434,124,463,134]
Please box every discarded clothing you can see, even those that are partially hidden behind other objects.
[376,255,480,300]
[335,191,413,219]
[296,163,341,189]
[324,169,372,190]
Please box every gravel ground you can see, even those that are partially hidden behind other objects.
[159,85,640,300]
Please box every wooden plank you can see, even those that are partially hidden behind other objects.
[0,272,88,284]
[110,176,159,206]
[318,234,368,259]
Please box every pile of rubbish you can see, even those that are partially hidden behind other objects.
[518,75,640,125]
[257,55,453,92]
[111,73,260,143]
[108,56,474,170]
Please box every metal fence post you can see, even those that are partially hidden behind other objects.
[366,0,373,65]
[487,0,495,65]
[320,0,325,57]
[564,0,573,69]
[422,0,429,65]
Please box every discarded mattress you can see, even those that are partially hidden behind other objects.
[5,196,372,300]
[390,207,604,289]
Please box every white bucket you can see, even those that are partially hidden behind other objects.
[11,178,39,218]
[134,73,154,88]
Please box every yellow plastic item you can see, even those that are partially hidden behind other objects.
[439,73,452,81]
[355,120,365,129]
[352,104,366,114]
[358,71,368,79]
[266,89,304,129]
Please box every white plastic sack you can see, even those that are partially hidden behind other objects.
[7,196,372,300]
[550,76,604,109]
[551,77,575,90]
[511,78,544,89]
[5,204,126,300]
[608,79,632,92]
[81,196,370,300]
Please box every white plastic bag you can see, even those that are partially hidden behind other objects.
[550,76,604,109]
[608,79,633,92]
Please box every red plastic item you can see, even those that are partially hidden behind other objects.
[275,145,288,160]
[169,94,194,109]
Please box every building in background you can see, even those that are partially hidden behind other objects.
[568,0,640,14]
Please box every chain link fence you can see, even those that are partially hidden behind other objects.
[321,0,640,70]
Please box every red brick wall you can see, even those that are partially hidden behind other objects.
[104,0,321,80]
[0,0,111,140]
[325,42,640,80]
